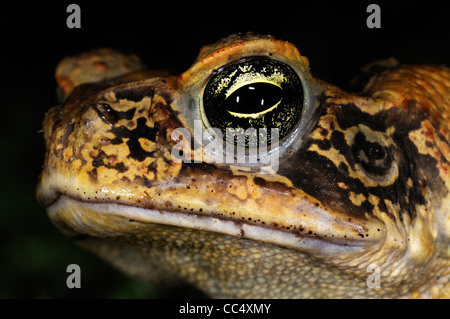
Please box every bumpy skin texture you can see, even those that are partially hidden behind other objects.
[37,34,450,298]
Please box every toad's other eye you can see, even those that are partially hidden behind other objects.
[202,57,304,147]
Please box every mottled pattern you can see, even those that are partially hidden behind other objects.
[37,34,450,298]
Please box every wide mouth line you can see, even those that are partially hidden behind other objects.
[48,194,376,255]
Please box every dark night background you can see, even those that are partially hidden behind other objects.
[0,1,448,298]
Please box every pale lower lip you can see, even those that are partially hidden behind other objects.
[48,195,373,258]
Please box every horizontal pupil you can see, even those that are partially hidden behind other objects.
[224,82,282,114]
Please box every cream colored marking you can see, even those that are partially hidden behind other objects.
[338,182,348,189]
[229,167,294,188]
[228,179,248,200]
[349,192,367,206]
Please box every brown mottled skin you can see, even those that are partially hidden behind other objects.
[37,34,450,298]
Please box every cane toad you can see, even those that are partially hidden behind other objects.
[37,34,450,298]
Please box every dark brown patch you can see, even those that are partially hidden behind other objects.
[55,122,75,158]
[88,168,98,182]
[109,118,158,162]
[114,85,155,103]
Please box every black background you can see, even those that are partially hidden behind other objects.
[1,0,448,298]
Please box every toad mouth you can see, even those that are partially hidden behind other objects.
[47,194,384,259]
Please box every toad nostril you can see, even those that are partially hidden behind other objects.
[93,103,118,125]
[92,102,136,126]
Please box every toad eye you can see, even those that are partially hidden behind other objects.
[202,57,304,147]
